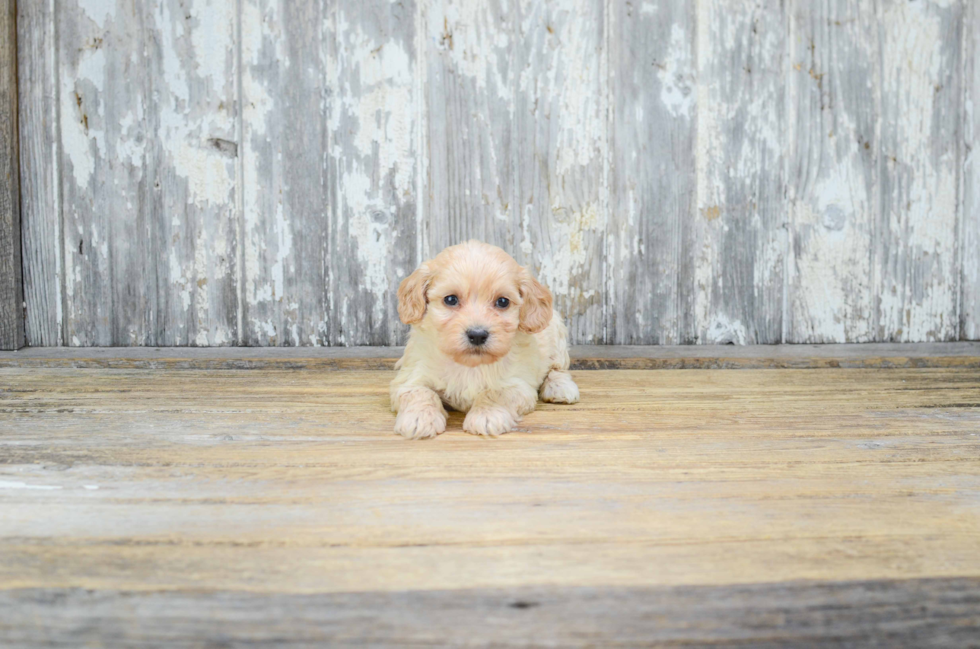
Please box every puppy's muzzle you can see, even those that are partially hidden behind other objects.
[466,328,490,347]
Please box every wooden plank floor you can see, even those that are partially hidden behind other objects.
[1,357,979,646]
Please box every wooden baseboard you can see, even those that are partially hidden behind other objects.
[0,342,978,370]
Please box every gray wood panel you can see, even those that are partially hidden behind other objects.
[330,0,419,346]
[421,0,514,256]
[241,0,417,347]
[785,0,877,343]
[512,0,605,344]
[16,0,980,346]
[963,0,979,341]
[56,1,238,346]
[3,579,979,648]
[607,0,696,344]
[1,342,978,371]
[144,0,240,346]
[18,0,61,346]
[875,0,962,342]
[58,1,148,345]
[0,0,22,351]
[239,0,331,346]
[692,0,787,345]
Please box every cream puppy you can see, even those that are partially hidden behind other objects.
[391,240,579,439]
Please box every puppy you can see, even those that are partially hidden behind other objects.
[391,240,579,439]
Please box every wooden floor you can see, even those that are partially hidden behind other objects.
[1,347,979,647]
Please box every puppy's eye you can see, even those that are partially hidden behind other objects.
[495,297,510,309]
[443,295,459,307]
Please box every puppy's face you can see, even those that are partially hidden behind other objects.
[398,241,553,367]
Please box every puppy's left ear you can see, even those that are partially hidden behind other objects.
[398,264,430,324]
[518,267,553,333]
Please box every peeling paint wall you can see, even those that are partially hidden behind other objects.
[18,0,980,346]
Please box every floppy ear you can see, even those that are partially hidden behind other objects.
[518,267,553,333]
[397,264,430,325]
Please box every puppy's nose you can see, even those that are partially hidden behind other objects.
[466,328,490,347]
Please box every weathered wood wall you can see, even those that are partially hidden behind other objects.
[17,0,979,346]
[0,0,23,350]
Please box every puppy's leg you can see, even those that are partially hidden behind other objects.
[539,370,579,404]
[394,388,447,440]
[463,382,537,437]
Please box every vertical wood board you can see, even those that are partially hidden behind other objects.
[56,1,238,346]
[785,0,878,343]
[330,0,419,346]
[875,0,962,342]
[239,0,331,346]
[607,0,697,344]
[512,0,605,344]
[18,0,61,346]
[0,0,22,351]
[961,0,978,341]
[693,0,787,344]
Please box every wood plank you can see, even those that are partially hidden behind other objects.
[329,0,419,346]
[17,0,61,347]
[785,0,877,343]
[58,2,152,345]
[875,0,963,342]
[241,0,418,346]
[57,1,238,346]
[963,0,979,341]
[2,578,979,648]
[607,0,696,345]
[1,342,979,370]
[422,0,606,345]
[0,0,22,351]
[143,0,240,346]
[420,0,514,256]
[0,366,978,647]
[239,0,330,345]
[693,0,787,345]
[512,0,605,344]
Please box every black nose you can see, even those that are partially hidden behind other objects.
[466,328,490,346]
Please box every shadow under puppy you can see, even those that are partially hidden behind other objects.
[391,240,579,439]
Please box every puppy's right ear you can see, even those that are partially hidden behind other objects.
[397,264,430,324]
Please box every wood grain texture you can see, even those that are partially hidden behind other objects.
[0,366,978,643]
[875,0,962,342]
[422,0,605,344]
[694,0,787,345]
[239,0,330,346]
[786,0,877,343]
[17,0,61,347]
[2,342,979,371]
[240,0,418,346]
[421,0,514,255]
[58,1,149,345]
[56,1,239,346]
[512,0,605,345]
[3,578,979,647]
[144,0,240,346]
[963,0,979,341]
[330,0,419,346]
[17,1,980,346]
[0,0,22,351]
[607,0,696,345]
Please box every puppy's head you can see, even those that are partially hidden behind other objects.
[397,240,553,367]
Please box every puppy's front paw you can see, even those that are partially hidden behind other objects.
[394,407,446,440]
[540,371,580,404]
[463,406,517,437]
